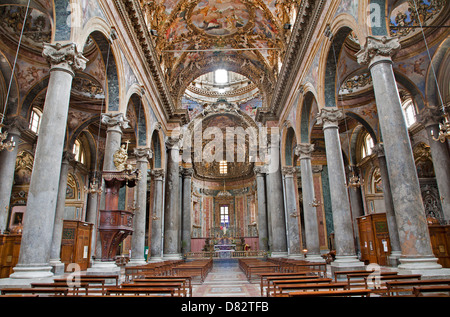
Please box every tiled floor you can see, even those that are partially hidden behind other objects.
[192,259,261,297]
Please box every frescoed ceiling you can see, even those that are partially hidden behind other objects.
[139,0,300,108]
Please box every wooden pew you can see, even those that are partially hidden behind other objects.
[413,285,450,297]
[172,259,212,282]
[259,272,313,296]
[121,282,186,297]
[346,271,399,288]
[386,279,450,296]
[334,269,397,282]
[106,287,175,297]
[267,277,332,297]
[239,259,279,281]
[364,274,422,295]
[54,277,107,295]
[133,277,192,297]
[1,288,69,296]
[273,282,349,297]
[289,289,372,297]
[30,282,90,296]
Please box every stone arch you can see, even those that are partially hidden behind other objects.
[425,37,450,108]
[150,127,163,169]
[125,86,148,147]
[282,125,297,167]
[318,15,363,110]
[0,49,20,117]
[298,88,319,144]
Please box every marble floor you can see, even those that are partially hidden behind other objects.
[192,259,261,297]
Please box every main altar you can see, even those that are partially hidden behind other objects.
[214,237,236,258]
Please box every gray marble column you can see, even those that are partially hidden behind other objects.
[317,108,364,270]
[266,133,287,257]
[254,166,268,251]
[282,166,303,258]
[357,36,445,275]
[347,167,365,257]
[419,107,450,221]
[89,113,129,272]
[372,143,402,266]
[101,113,130,171]
[129,147,152,265]
[0,118,25,232]
[181,167,193,256]
[85,173,101,266]
[11,43,87,279]
[49,151,75,274]
[163,135,182,260]
[295,143,323,262]
[149,168,164,262]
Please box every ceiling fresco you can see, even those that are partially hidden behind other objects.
[140,0,300,107]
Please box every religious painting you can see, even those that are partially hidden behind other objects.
[190,0,250,37]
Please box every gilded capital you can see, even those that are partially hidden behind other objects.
[356,36,401,67]
[316,107,343,129]
[294,143,315,160]
[42,43,88,75]
[101,113,130,131]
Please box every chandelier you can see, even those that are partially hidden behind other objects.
[0,124,16,152]
[347,172,361,188]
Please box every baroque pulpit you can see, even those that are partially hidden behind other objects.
[98,170,139,261]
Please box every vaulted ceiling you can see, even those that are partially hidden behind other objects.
[139,0,300,108]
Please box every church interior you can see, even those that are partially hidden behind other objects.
[0,0,449,299]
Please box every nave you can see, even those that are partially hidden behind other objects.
[1,257,450,298]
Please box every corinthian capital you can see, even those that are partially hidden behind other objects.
[101,113,130,130]
[42,43,88,74]
[133,147,152,162]
[418,106,443,128]
[316,107,343,129]
[151,168,165,180]
[165,134,182,149]
[294,143,315,160]
[356,36,401,67]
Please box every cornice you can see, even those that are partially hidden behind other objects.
[113,0,188,125]
[257,0,326,124]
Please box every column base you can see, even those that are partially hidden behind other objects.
[398,256,450,278]
[163,253,183,260]
[270,251,289,258]
[148,256,164,263]
[330,255,365,276]
[388,251,401,267]
[49,260,65,275]
[9,265,54,279]
[86,260,121,275]
[127,258,147,266]
[305,254,326,263]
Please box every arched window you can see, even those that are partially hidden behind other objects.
[402,99,417,128]
[361,133,374,159]
[73,139,85,164]
[29,108,42,134]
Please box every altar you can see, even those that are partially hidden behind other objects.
[214,238,235,258]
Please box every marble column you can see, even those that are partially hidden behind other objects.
[129,147,152,265]
[317,108,364,271]
[419,107,450,221]
[254,166,269,251]
[10,43,87,279]
[101,113,130,171]
[372,143,402,266]
[89,112,129,272]
[295,143,323,262]
[181,167,193,256]
[149,168,164,262]
[282,166,303,258]
[163,135,182,260]
[85,173,101,266]
[347,167,365,256]
[266,133,288,257]
[0,118,25,232]
[357,36,445,275]
[49,151,75,274]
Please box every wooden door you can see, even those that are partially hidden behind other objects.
[429,225,450,268]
